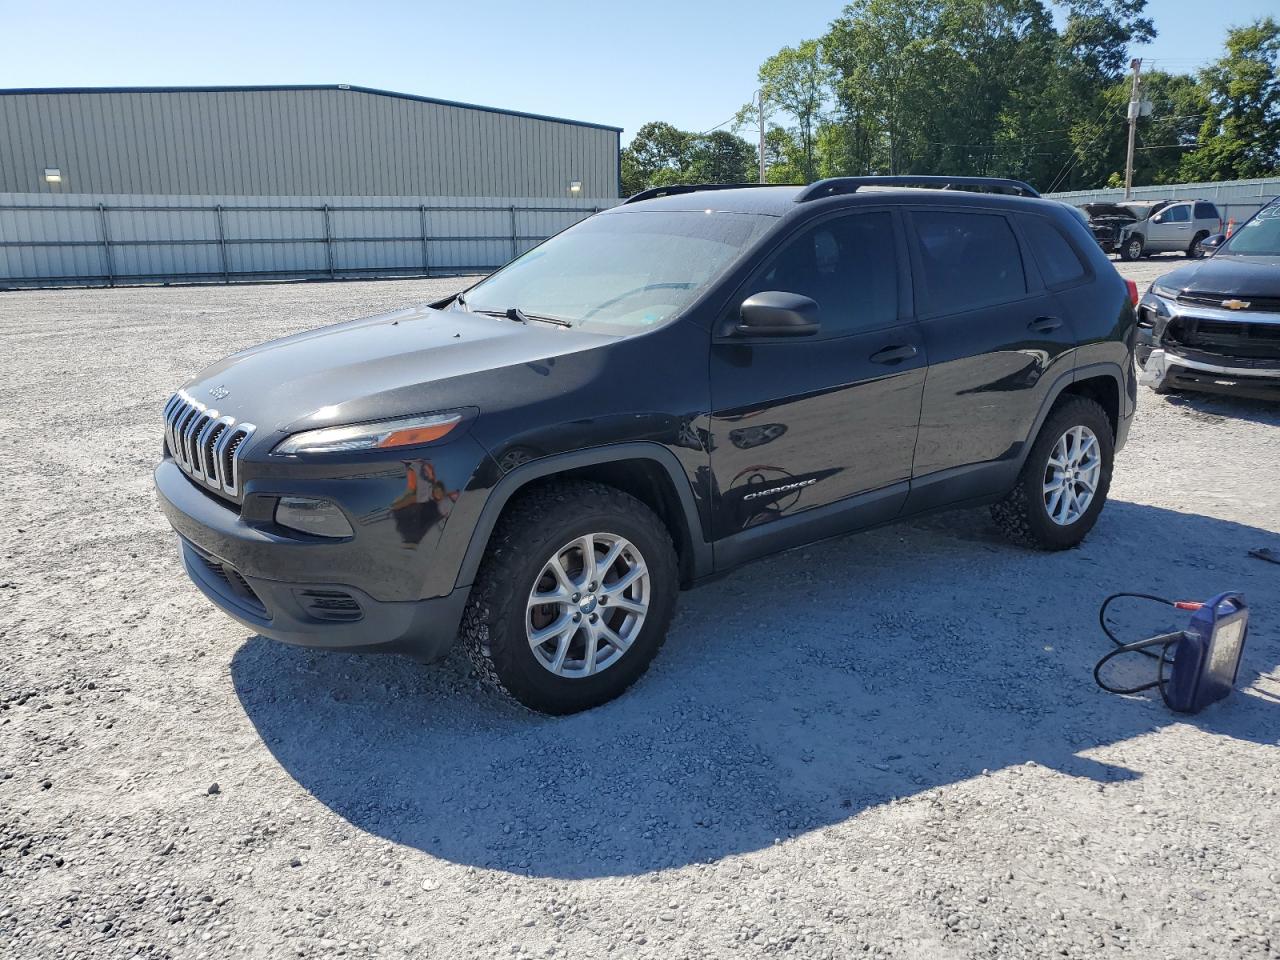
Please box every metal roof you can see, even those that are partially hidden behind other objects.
[0,83,623,133]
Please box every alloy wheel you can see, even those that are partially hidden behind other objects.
[525,533,650,678]
[1042,425,1101,526]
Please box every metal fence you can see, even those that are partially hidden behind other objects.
[0,192,619,289]
[1046,176,1280,228]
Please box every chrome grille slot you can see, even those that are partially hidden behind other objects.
[163,390,256,498]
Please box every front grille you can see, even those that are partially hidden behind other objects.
[297,589,363,623]
[163,390,256,498]
[1176,291,1280,313]
[1165,316,1280,361]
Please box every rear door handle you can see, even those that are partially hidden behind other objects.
[869,344,918,364]
[1028,316,1063,333]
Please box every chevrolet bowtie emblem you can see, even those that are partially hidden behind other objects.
[1221,299,1250,310]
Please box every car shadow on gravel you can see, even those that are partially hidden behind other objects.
[232,501,1280,879]
[1155,391,1280,428]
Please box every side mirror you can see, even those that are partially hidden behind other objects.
[1151,213,1165,224]
[1202,233,1227,253]
[737,291,820,337]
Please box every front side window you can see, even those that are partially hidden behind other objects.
[913,211,1026,314]
[1165,205,1191,223]
[740,211,899,337]
[460,210,775,334]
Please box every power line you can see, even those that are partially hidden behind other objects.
[1045,100,1123,194]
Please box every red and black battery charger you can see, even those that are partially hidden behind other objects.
[1094,592,1249,714]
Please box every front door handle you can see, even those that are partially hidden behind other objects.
[869,344,918,365]
[1028,316,1063,333]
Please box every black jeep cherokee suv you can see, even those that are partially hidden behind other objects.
[155,176,1137,714]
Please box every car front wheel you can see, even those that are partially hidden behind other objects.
[1119,235,1144,261]
[991,396,1114,550]
[461,481,678,714]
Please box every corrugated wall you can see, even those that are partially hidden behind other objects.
[0,86,620,198]
[1047,176,1280,225]
[0,191,619,287]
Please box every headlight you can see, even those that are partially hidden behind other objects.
[1149,282,1179,299]
[272,412,463,456]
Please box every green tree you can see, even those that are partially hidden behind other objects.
[620,121,691,195]
[685,130,758,184]
[1180,17,1280,181]
[755,39,832,182]
[620,124,757,194]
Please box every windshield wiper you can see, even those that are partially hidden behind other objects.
[508,307,572,328]
[463,303,573,328]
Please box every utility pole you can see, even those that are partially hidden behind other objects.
[1123,57,1142,200]
[757,89,767,184]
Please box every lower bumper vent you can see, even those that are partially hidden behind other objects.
[188,547,268,619]
[298,589,364,623]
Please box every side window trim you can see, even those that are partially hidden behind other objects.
[904,206,1036,320]
[713,205,914,343]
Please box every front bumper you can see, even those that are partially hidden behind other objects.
[155,458,472,659]
[1140,348,1280,401]
[1137,291,1280,401]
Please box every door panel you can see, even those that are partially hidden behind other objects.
[1148,203,1191,251]
[708,210,925,540]
[710,334,925,537]
[905,208,1077,500]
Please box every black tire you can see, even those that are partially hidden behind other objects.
[461,480,678,714]
[1187,231,1209,259]
[1118,235,1144,261]
[991,396,1114,551]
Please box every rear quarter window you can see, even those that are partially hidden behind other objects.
[1020,216,1087,288]
[912,210,1026,314]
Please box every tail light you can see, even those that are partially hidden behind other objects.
[1125,279,1139,307]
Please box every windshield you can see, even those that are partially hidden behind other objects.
[1220,203,1280,256]
[459,210,775,333]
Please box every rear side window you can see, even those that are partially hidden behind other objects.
[1194,202,1220,220]
[744,211,899,337]
[913,211,1026,313]
[1020,216,1087,287]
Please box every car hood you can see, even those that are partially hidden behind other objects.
[1150,255,1280,298]
[1083,203,1140,222]
[180,304,613,440]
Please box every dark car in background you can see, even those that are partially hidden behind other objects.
[1139,197,1280,401]
[155,176,1137,714]
[1083,199,1223,261]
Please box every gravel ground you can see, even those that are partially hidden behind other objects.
[2,263,1279,960]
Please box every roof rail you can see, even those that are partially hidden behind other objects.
[794,176,1041,203]
[622,182,799,205]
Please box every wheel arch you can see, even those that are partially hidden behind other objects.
[455,443,711,591]
[1018,364,1124,472]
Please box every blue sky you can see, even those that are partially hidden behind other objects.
[1,0,1274,142]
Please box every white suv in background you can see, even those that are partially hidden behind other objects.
[1083,199,1223,261]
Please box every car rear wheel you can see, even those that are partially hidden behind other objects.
[1119,235,1144,261]
[461,481,678,714]
[1187,231,1209,258]
[991,396,1114,550]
